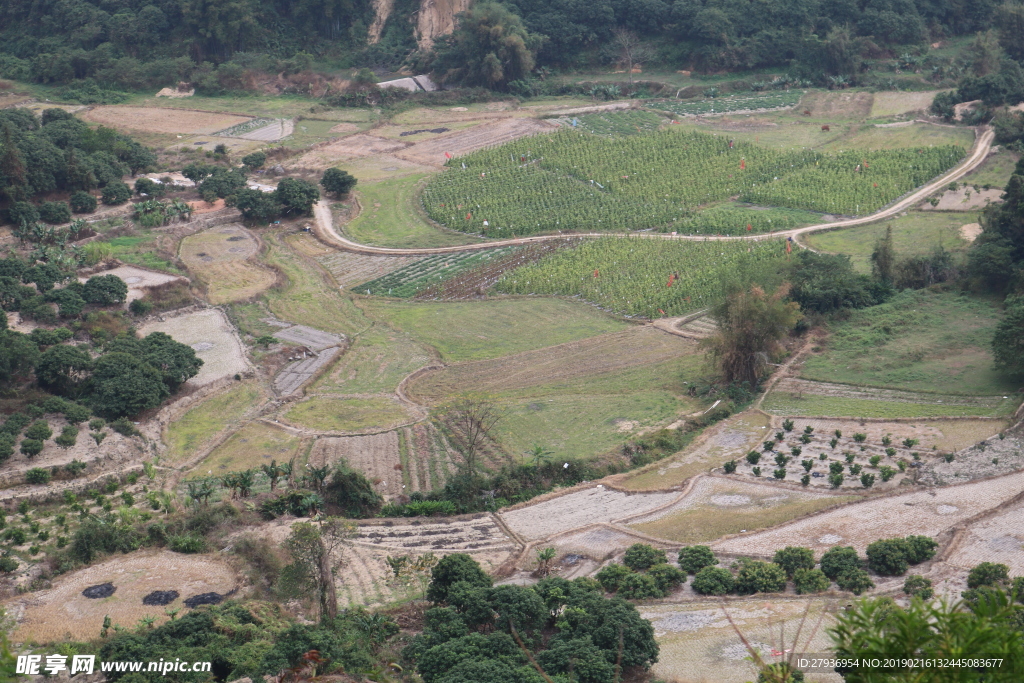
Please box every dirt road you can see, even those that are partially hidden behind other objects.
[312,128,995,256]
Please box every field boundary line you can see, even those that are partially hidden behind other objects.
[608,474,703,524]
[781,376,1019,400]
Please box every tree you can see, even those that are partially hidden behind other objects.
[440,395,504,478]
[968,29,1004,76]
[692,566,735,595]
[89,352,169,418]
[535,637,615,683]
[284,518,355,622]
[612,29,654,85]
[836,568,875,595]
[623,543,667,571]
[275,177,320,216]
[596,563,633,592]
[198,168,246,202]
[320,168,357,197]
[904,535,938,565]
[793,568,830,594]
[140,332,203,391]
[427,553,493,604]
[773,546,815,578]
[871,225,896,284]
[0,330,39,387]
[39,201,70,224]
[702,284,802,386]
[866,538,910,576]
[820,546,861,581]
[323,461,383,517]
[967,562,1010,590]
[648,563,686,594]
[233,188,282,223]
[789,251,882,313]
[429,3,540,90]
[618,572,662,600]
[101,181,131,205]
[735,559,787,594]
[993,296,1024,378]
[830,591,1024,681]
[83,274,129,305]
[70,191,97,213]
[241,151,266,170]
[25,467,51,484]
[35,344,93,397]
[995,1,1024,62]
[903,575,934,600]
[678,545,717,574]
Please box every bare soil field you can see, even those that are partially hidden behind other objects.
[942,498,1024,575]
[80,106,251,135]
[139,308,250,386]
[775,417,1005,453]
[921,186,1003,211]
[190,421,303,475]
[395,118,556,166]
[317,251,424,289]
[870,91,944,118]
[0,424,142,491]
[274,346,342,395]
[641,600,841,683]
[711,469,1024,558]
[771,378,1007,409]
[628,476,854,544]
[79,265,185,304]
[960,222,982,241]
[541,525,659,560]
[802,91,874,119]
[291,134,409,168]
[618,412,771,492]
[402,423,455,492]
[918,429,1024,486]
[672,316,717,339]
[408,326,696,402]
[271,324,344,351]
[500,486,681,541]
[179,224,277,304]
[310,433,404,499]
[6,550,237,643]
[356,513,516,552]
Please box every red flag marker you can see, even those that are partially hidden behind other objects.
[465,212,472,220]
[747,223,752,231]
[740,159,746,171]
[444,151,452,159]
[658,309,666,316]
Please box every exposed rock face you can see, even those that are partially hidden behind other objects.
[415,0,472,49]
[368,0,396,44]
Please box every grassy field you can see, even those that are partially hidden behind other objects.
[360,298,630,362]
[106,233,181,273]
[800,290,1016,395]
[282,396,415,432]
[262,231,370,335]
[313,323,433,394]
[821,122,974,152]
[760,392,1019,418]
[961,148,1020,188]
[190,422,303,476]
[343,175,483,249]
[163,382,264,464]
[630,495,856,543]
[804,211,976,272]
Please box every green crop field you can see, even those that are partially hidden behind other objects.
[494,236,787,317]
[360,297,628,362]
[805,211,976,272]
[800,290,1018,395]
[356,247,520,297]
[555,110,665,136]
[669,203,822,235]
[421,128,964,238]
[648,91,803,116]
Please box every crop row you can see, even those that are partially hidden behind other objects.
[668,203,823,236]
[493,236,787,317]
[356,247,520,297]
[416,240,574,300]
[554,110,664,136]
[649,91,803,116]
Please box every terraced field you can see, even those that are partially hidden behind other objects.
[649,91,803,116]
[318,251,424,290]
[357,248,521,297]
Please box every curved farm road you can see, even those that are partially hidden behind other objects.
[313,128,995,256]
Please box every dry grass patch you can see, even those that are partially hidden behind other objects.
[190,422,302,476]
[179,225,277,304]
[802,91,874,118]
[8,550,237,643]
[395,118,556,166]
[281,396,416,433]
[80,106,250,135]
[870,91,945,117]
[164,381,265,464]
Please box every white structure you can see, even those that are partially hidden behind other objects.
[377,75,439,93]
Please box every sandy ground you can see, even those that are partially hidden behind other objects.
[6,550,238,643]
[80,106,251,135]
[310,433,404,499]
[942,497,1024,574]
[293,134,409,167]
[500,486,680,541]
[921,186,1003,211]
[960,222,982,241]
[139,308,250,386]
[918,429,1024,486]
[80,265,185,304]
[711,468,1024,558]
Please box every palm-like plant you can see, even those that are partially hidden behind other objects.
[262,460,284,491]
[236,469,256,498]
[526,444,553,468]
[307,465,330,491]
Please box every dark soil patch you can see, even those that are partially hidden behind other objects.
[82,583,116,599]
[142,590,180,606]
[184,592,224,608]
[227,236,246,242]
[400,128,449,136]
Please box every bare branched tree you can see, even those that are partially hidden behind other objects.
[440,394,504,477]
[285,517,356,622]
[612,29,654,85]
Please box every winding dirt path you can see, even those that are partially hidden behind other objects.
[312,128,994,256]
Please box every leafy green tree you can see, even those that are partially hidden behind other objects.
[320,167,357,197]
[534,636,615,683]
[678,545,717,574]
[323,461,383,518]
[904,535,938,565]
[648,563,686,593]
[793,567,830,594]
[35,344,93,397]
[596,563,633,593]
[967,562,1010,590]
[789,250,882,313]
[70,191,97,213]
[140,331,203,391]
[903,575,934,600]
[101,181,131,205]
[0,330,39,387]
[623,543,667,571]
[25,467,51,484]
[429,3,540,90]
[618,572,662,600]
[820,546,861,581]
[489,583,546,633]
[275,177,319,216]
[89,352,169,418]
[198,167,246,202]
[24,420,52,441]
[735,559,787,594]
[241,151,266,170]
[284,519,354,621]
[835,568,874,595]
[182,162,216,183]
[993,296,1024,378]
[866,539,910,576]
[83,274,129,305]
[427,553,493,604]
[702,284,802,385]
[773,546,815,578]
[233,187,281,223]
[38,200,70,224]
[691,566,735,595]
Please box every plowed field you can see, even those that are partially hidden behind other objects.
[80,106,251,135]
[395,118,556,166]
[310,433,404,499]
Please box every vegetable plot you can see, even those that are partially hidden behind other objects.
[494,236,787,317]
[422,128,964,238]
[648,91,803,116]
[356,247,520,297]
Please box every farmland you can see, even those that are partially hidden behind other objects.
[282,396,418,433]
[356,247,522,297]
[649,90,804,116]
[178,224,277,304]
[494,236,787,317]
[421,127,964,237]
[551,109,664,135]
[190,422,303,476]
[163,381,265,464]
